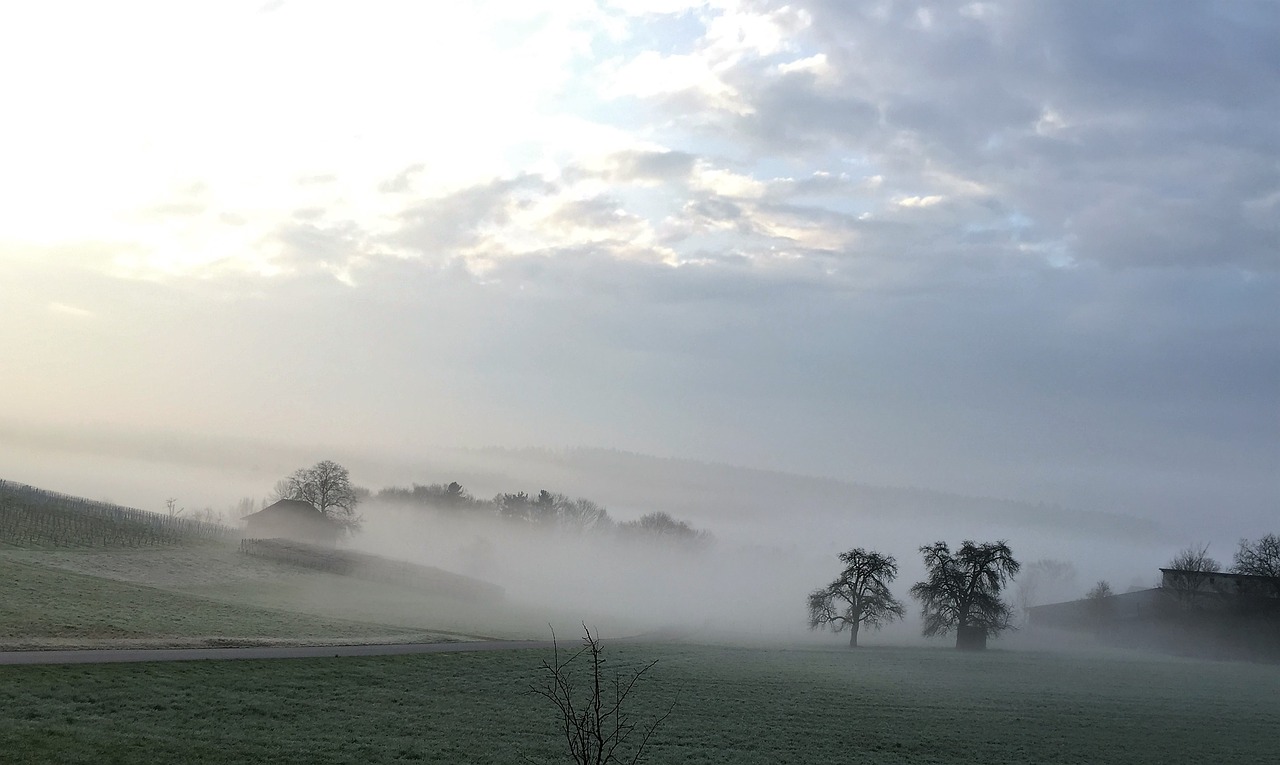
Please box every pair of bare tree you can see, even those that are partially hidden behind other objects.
[807,541,1020,649]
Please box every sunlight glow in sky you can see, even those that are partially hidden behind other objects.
[1,0,1276,531]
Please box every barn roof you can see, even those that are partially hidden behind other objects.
[241,498,332,522]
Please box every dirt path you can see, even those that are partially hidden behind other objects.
[0,639,556,666]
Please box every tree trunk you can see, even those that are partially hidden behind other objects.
[848,623,859,648]
[956,624,987,650]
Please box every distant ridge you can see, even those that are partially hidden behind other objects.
[450,446,1164,541]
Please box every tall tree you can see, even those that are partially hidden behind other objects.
[910,540,1021,650]
[1231,534,1280,599]
[275,460,361,532]
[807,548,905,647]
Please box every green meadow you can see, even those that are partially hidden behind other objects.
[0,555,435,646]
[2,642,1275,765]
[2,486,1275,763]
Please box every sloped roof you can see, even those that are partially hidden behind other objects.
[242,498,333,523]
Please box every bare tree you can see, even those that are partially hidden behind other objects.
[530,625,673,765]
[1232,534,1280,598]
[1170,543,1221,573]
[1086,580,1113,600]
[910,540,1021,650]
[275,460,361,532]
[618,512,711,549]
[164,498,183,518]
[193,507,224,525]
[559,496,613,533]
[1164,543,1222,607]
[807,548,905,647]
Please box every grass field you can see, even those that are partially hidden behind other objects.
[0,482,541,644]
[1,642,1275,764]
[0,544,616,644]
[2,485,1275,763]
[0,556,457,647]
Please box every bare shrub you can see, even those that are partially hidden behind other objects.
[530,625,674,765]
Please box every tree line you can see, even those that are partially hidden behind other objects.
[377,482,712,548]
[807,540,1020,650]
[271,462,712,548]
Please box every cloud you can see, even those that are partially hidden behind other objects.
[4,0,1276,535]
[896,195,945,208]
[392,174,560,258]
[607,0,1279,271]
[47,302,94,318]
[599,150,698,184]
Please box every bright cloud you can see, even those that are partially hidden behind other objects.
[1,0,1276,533]
[47,302,94,318]
[896,195,946,208]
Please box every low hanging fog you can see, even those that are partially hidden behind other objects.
[1,429,1207,647]
[347,494,1156,646]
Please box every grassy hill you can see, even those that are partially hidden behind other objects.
[0,480,538,648]
[0,556,423,647]
[0,479,232,549]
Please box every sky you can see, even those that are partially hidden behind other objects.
[0,0,1276,534]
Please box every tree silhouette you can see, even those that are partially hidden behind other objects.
[1232,534,1280,599]
[1164,543,1221,608]
[275,460,361,532]
[807,548,905,647]
[910,540,1020,650]
[531,625,673,765]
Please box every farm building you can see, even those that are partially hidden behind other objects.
[1158,568,1277,599]
[1029,570,1279,629]
[1028,567,1280,661]
[241,499,341,545]
[1027,587,1165,630]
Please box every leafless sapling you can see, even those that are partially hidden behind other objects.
[530,625,674,765]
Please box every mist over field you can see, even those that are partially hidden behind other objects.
[0,426,1196,647]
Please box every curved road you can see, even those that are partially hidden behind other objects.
[0,640,556,666]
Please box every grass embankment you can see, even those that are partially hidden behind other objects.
[0,480,624,644]
[2,545,563,642]
[2,643,1275,764]
[0,556,433,647]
